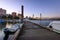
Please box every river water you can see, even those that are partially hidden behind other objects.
[0,22,20,40]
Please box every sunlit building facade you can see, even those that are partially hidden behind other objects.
[0,8,6,15]
[18,14,22,18]
[12,12,16,17]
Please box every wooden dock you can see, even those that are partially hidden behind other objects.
[16,21,60,40]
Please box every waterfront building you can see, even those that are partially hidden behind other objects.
[18,14,22,18]
[0,8,6,16]
[12,12,16,18]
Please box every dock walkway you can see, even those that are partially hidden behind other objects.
[17,21,60,40]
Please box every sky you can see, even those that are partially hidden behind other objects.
[0,0,60,18]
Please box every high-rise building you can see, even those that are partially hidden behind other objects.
[0,8,6,15]
[20,5,24,23]
[21,5,24,18]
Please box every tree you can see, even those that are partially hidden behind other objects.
[1,15,7,19]
[8,15,13,19]
[14,16,19,19]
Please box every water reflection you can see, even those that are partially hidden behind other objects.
[0,22,17,30]
[0,22,6,30]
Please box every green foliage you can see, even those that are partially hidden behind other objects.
[14,16,19,19]
[8,15,13,19]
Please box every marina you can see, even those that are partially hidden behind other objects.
[0,0,60,40]
[0,20,60,40]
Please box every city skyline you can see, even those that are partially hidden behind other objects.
[0,0,60,18]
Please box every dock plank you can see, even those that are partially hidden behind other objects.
[17,21,60,40]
